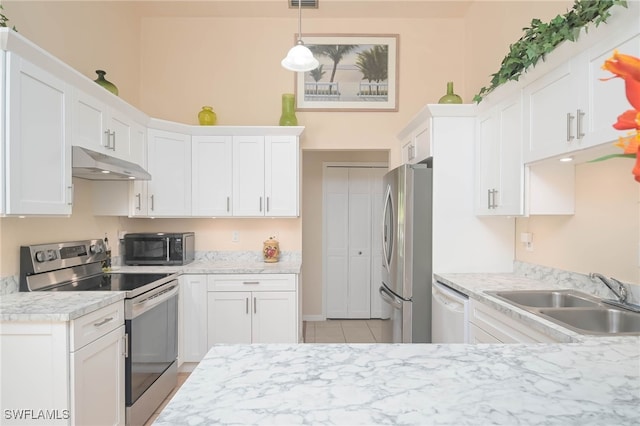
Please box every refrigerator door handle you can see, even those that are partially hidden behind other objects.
[379,285,403,310]
[382,185,394,270]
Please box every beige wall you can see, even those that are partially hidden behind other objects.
[516,159,640,284]
[3,1,636,317]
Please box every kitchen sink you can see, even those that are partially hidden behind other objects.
[486,289,640,336]
[538,308,640,335]
[489,289,601,309]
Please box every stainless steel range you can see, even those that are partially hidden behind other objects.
[20,239,179,426]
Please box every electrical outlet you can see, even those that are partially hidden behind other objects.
[232,231,239,243]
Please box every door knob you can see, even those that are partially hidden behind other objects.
[358,251,363,255]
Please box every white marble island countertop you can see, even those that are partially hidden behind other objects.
[155,341,640,425]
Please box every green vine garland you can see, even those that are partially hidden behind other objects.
[473,0,627,103]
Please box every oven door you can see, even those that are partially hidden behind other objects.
[125,281,179,407]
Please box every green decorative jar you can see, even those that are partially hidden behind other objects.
[198,106,217,125]
[94,70,118,96]
[438,81,462,104]
[279,93,298,126]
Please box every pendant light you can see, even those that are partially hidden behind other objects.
[281,0,319,72]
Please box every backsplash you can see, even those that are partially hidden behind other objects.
[514,261,640,305]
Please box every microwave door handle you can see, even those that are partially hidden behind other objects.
[166,237,170,262]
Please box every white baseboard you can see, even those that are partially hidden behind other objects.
[303,314,326,322]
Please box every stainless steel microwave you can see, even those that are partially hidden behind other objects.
[123,232,195,265]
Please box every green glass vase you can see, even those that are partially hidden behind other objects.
[94,70,118,96]
[279,93,298,126]
[198,106,217,125]
[438,81,462,104]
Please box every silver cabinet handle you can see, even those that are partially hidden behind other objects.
[135,193,141,211]
[492,189,498,209]
[576,109,585,139]
[566,112,575,142]
[254,297,257,314]
[259,197,263,212]
[246,297,249,314]
[243,281,260,285]
[123,333,129,358]
[67,185,74,206]
[93,316,114,327]
[266,197,270,212]
[487,189,492,209]
[227,196,230,212]
[150,194,155,211]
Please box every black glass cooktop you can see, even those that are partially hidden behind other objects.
[48,273,173,292]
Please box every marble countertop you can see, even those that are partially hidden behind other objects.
[154,341,640,425]
[0,291,125,321]
[114,259,301,275]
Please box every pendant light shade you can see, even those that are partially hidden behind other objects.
[281,0,319,72]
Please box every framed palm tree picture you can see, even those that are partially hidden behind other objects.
[294,34,399,111]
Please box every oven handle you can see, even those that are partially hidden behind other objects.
[128,281,179,319]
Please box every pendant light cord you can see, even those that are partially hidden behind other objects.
[297,0,302,43]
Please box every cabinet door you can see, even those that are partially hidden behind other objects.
[192,136,233,216]
[412,121,431,164]
[232,136,265,216]
[129,124,148,217]
[73,89,110,154]
[108,109,132,161]
[5,53,72,215]
[523,62,576,162]
[180,275,209,363]
[147,129,191,216]
[497,95,523,216]
[207,291,251,344]
[265,136,298,217]
[252,291,297,343]
[70,325,125,426]
[475,109,500,215]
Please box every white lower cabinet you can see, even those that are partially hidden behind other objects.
[179,275,209,364]
[207,274,298,345]
[468,299,560,343]
[0,302,125,425]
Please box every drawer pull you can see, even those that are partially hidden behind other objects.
[93,316,114,327]
[243,281,260,285]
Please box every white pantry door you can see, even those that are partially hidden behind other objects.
[324,165,386,319]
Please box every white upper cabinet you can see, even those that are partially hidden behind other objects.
[5,52,73,215]
[523,2,640,163]
[233,136,265,216]
[475,93,523,216]
[72,89,132,161]
[265,135,299,217]
[192,135,233,217]
[231,134,299,217]
[147,128,192,217]
[398,111,431,165]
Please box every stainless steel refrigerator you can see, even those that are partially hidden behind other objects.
[379,160,432,343]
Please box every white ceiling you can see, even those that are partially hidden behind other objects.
[132,0,474,19]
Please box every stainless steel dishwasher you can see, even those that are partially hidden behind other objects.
[431,281,469,343]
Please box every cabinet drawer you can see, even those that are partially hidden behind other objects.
[70,302,124,351]
[207,274,295,292]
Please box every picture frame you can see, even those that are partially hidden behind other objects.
[294,34,399,112]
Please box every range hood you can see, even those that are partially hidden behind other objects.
[72,146,151,180]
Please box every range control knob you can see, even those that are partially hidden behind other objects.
[46,250,57,261]
[34,251,47,263]
[90,244,103,254]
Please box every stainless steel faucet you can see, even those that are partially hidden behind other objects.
[589,272,628,303]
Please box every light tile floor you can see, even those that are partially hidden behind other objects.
[304,319,384,343]
[144,372,190,425]
[144,320,382,424]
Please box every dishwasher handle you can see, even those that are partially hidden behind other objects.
[432,281,467,314]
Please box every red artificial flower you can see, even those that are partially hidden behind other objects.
[613,109,640,131]
[602,50,640,110]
